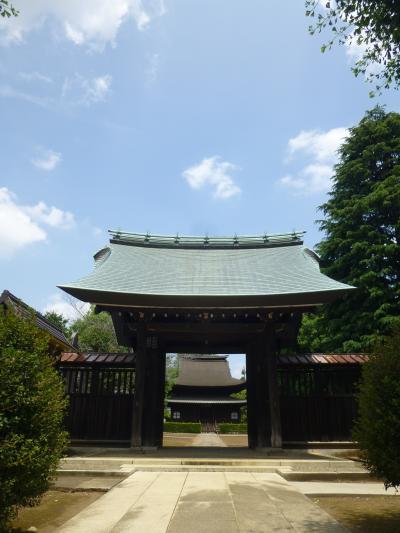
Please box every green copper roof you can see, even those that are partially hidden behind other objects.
[59,231,354,308]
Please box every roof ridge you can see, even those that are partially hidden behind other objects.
[108,230,305,249]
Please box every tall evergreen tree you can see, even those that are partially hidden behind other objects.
[299,107,400,353]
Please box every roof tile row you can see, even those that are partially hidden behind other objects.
[60,352,368,366]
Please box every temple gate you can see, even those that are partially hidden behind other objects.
[60,230,353,449]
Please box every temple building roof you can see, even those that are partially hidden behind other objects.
[175,354,244,388]
[59,230,354,309]
[0,289,74,352]
[167,397,246,405]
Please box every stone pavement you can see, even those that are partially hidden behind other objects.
[192,432,227,447]
[57,471,347,532]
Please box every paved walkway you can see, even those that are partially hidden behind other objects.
[58,471,346,532]
[192,432,227,447]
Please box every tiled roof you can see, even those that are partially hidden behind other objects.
[59,231,354,305]
[278,354,369,365]
[0,290,73,350]
[167,397,247,405]
[175,355,245,387]
[60,352,135,365]
[59,352,369,366]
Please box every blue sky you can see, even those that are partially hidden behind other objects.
[0,1,398,376]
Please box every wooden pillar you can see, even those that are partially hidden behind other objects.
[131,327,165,448]
[131,322,147,447]
[246,340,269,448]
[246,325,282,449]
[265,325,282,448]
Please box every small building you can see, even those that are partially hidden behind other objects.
[167,354,246,426]
[0,289,73,355]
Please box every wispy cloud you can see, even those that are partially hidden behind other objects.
[43,293,90,323]
[62,74,112,105]
[146,52,160,84]
[1,72,112,110]
[0,0,167,50]
[0,187,75,258]
[19,71,53,83]
[279,127,348,194]
[0,84,50,107]
[183,156,241,200]
[32,149,62,171]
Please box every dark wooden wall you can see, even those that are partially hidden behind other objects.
[59,363,361,443]
[60,366,134,441]
[279,365,361,441]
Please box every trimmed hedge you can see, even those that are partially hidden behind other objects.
[164,422,201,433]
[218,423,247,434]
[0,311,68,530]
[353,328,400,490]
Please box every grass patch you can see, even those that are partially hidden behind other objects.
[218,423,247,434]
[163,422,201,433]
[314,495,400,532]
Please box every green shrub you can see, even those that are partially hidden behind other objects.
[353,328,400,489]
[164,422,201,433]
[0,311,68,530]
[218,423,247,434]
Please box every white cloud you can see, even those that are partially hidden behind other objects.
[43,293,90,323]
[279,127,348,194]
[288,127,347,163]
[0,188,46,258]
[24,202,75,229]
[183,156,241,200]
[62,73,112,105]
[0,187,75,258]
[32,149,62,171]
[0,0,167,49]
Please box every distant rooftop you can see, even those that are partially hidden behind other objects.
[175,354,245,388]
[0,290,73,351]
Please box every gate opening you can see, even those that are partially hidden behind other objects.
[163,353,247,447]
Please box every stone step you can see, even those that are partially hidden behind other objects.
[132,465,281,472]
[280,470,371,482]
[58,469,135,478]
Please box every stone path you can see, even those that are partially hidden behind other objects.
[57,471,346,532]
[192,432,227,447]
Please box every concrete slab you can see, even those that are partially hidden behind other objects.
[179,472,231,502]
[253,473,347,532]
[57,472,159,533]
[56,470,350,533]
[111,472,187,533]
[293,481,400,496]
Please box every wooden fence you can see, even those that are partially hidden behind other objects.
[279,365,361,441]
[59,363,361,443]
[60,366,135,441]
